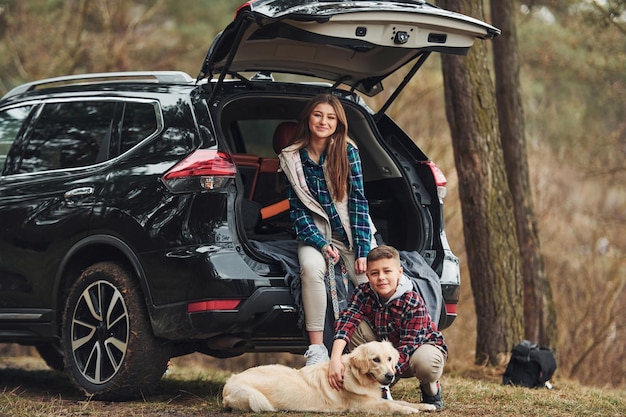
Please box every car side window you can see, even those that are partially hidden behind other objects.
[18,101,115,174]
[0,105,33,174]
[120,101,159,154]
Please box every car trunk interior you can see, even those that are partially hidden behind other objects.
[217,93,430,254]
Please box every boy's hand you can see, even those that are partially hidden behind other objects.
[328,358,345,390]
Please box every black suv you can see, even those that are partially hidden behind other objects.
[0,0,498,400]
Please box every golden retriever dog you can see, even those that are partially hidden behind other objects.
[222,340,436,414]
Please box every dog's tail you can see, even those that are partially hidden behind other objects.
[223,384,276,412]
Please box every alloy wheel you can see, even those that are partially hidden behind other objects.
[69,280,129,385]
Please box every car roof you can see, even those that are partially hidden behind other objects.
[198,0,500,97]
[0,71,195,103]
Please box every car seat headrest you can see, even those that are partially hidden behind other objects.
[273,121,297,154]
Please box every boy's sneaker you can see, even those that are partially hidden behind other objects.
[420,382,444,410]
[304,344,329,366]
[381,385,393,400]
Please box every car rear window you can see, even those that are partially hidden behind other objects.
[120,101,159,153]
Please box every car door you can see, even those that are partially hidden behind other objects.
[0,99,116,319]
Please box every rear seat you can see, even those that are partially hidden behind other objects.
[255,121,296,220]
[232,122,296,239]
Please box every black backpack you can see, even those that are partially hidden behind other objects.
[502,340,557,388]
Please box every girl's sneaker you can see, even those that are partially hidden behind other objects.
[304,344,329,366]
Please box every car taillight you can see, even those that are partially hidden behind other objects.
[161,150,236,194]
[423,161,448,200]
[445,303,457,316]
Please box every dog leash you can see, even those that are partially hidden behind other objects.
[326,255,349,320]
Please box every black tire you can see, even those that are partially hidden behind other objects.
[35,341,65,371]
[62,262,171,400]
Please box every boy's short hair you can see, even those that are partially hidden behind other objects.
[367,245,400,264]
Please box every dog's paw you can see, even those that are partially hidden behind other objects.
[420,403,437,412]
[403,402,437,412]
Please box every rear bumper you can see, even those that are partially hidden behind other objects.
[149,286,305,348]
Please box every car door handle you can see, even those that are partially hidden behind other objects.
[64,186,95,199]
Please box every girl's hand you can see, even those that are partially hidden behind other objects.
[355,257,367,274]
[322,244,340,264]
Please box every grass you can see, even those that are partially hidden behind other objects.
[0,355,624,416]
[440,373,625,416]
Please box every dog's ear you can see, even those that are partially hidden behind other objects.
[383,340,400,364]
[349,344,370,374]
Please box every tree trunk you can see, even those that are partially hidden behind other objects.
[439,0,524,365]
[490,1,558,349]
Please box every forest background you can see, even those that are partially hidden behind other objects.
[0,0,624,390]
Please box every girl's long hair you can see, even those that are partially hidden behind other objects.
[292,94,349,201]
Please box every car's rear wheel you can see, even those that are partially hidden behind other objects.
[62,261,170,400]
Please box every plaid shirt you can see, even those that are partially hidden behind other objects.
[285,143,371,258]
[334,281,448,375]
